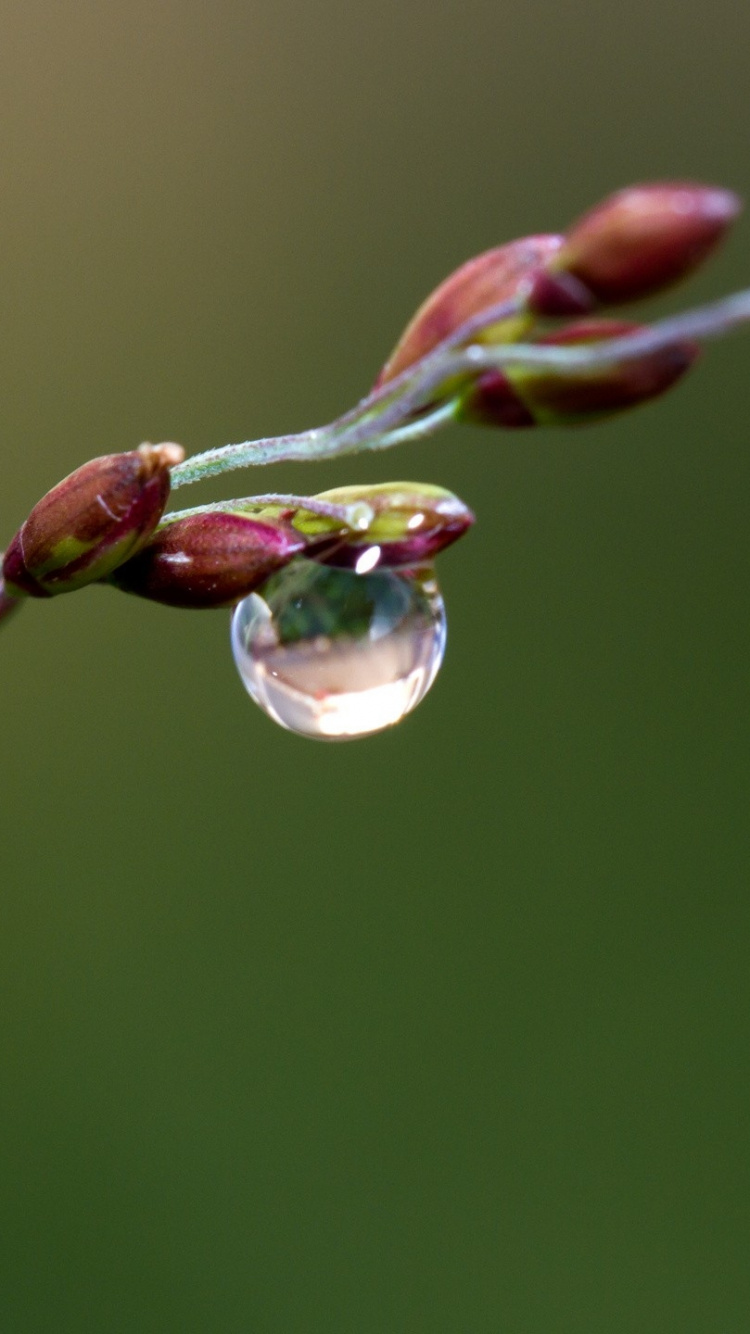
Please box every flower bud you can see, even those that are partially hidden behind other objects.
[111,483,473,607]
[457,319,699,428]
[292,483,475,570]
[109,511,309,608]
[375,235,563,387]
[2,443,183,597]
[529,183,741,312]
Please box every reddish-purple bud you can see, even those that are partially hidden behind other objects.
[530,183,741,312]
[2,443,183,597]
[458,319,699,428]
[375,235,563,387]
[115,484,476,609]
[300,483,474,570]
[109,511,309,608]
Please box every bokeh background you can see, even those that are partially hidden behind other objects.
[1,2,750,1329]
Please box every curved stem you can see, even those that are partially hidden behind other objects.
[170,287,750,487]
[170,295,524,487]
[169,427,336,487]
[348,399,461,451]
[461,288,750,372]
[161,493,374,529]
[334,288,750,447]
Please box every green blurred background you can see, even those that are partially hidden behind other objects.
[1,1,750,1329]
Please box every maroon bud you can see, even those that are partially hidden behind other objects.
[109,511,309,608]
[300,483,474,570]
[525,269,596,317]
[530,183,741,311]
[3,443,183,597]
[375,235,563,387]
[458,319,699,427]
[457,373,536,428]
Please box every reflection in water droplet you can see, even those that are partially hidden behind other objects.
[231,558,446,740]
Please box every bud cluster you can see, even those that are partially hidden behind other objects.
[375,182,740,427]
[0,180,744,637]
[110,483,473,608]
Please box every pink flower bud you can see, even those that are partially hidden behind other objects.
[3,443,183,597]
[530,183,741,311]
[375,235,563,386]
[109,511,308,608]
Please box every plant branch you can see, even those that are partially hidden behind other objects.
[169,287,750,488]
[161,493,375,529]
[169,297,523,487]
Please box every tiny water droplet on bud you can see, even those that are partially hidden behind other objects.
[231,559,446,740]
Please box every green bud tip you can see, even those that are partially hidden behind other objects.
[299,483,474,569]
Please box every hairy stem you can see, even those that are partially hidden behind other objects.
[170,287,750,487]
[169,297,523,487]
[161,493,374,529]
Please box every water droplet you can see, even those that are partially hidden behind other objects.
[231,558,446,740]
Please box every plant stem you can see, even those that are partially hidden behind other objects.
[169,287,750,488]
[169,297,523,487]
[161,493,374,529]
